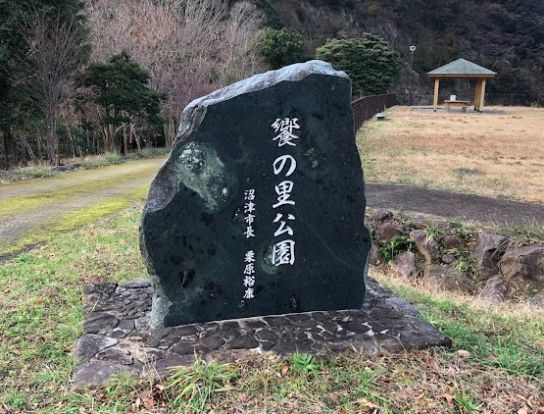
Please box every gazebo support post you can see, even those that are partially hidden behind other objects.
[433,78,440,112]
[474,79,487,112]
[478,79,486,111]
[474,79,482,111]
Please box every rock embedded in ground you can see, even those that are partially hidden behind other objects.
[472,232,509,281]
[500,244,544,293]
[74,334,118,362]
[374,209,393,222]
[375,222,404,243]
[368,244,380,266]
[72,360,138,390]
[529,290,544,308]
[393,252,417,278]
[425,264,474,294]
[441,254,455,265]
[477,275,509,304]
[410,229,438,264]
[140,61,371,327]
[442,234,465,250]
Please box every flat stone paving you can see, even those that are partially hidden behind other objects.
[72,278,451,389]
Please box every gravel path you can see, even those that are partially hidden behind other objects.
[366,183,544,226]
[0,159,163,200]
[0,159,163,255]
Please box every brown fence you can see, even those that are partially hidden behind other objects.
[352,93,397,131]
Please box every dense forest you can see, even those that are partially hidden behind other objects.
[1,0,543,169]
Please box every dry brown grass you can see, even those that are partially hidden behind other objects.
[358,106,544,204]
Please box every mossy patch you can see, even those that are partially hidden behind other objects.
[0,186,148,256]
[0,163,158,219]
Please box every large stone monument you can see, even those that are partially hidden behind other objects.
[72,63,451,388]
[140,60,371,327]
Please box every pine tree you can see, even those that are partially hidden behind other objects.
[78,51,165,154]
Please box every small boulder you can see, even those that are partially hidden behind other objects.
[410,230,439,264]
[368,244,380,266]
[74,334,118,362]
[441,254,455,265]
[375,222,403,243]
[71,360,137,390]
[425,265,474,294]
[442,234,464,250]
[477,275,508,304]
[472,232,509,281]
[529,290,544,308]
[500,244,544,294]
[393,252,417,278]
[374,209,393,222]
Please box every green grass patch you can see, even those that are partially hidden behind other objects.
[0,148,170,184]
[377,278,544,378]
[1,205,543,413]
[0,186,148,256]
[0,162,159,220]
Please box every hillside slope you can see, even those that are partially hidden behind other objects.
[261,0,544,104]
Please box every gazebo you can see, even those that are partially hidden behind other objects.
[428,58,497,112]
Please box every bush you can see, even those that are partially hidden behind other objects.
[259,28,306,69]
[315,35,402,96]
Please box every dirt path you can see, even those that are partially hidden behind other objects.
[1,158,542,256]
[0,159,164,255]
[366,183,544,226]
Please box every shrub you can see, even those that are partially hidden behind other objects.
[259,28,306,69]
[315,34,402,96]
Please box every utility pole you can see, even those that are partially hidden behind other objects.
[409,45,416,105]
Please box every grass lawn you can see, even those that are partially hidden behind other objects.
[1,204,543,413]
[358,106,544,204]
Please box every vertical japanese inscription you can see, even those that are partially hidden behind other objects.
[271,118,299,267]
[242,189,256,300]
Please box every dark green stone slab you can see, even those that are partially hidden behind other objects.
[140,61,371,327]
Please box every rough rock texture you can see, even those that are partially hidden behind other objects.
[72,360,138,390]
[375,222,403,243]
[140,61,371,327]
[393,252,417,278]
[72,278,451,389]
[442,234,464,250]
[500,245,544,293]
[425,265,474,294]
[410,230,438,264]
[368,244,380,266]
[477,275,509,304]
[472,232,509,280]
[529,290,544,308]
[441,254,455,265]
[374,209,393,222]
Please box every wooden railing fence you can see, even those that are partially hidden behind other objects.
[352,93,397,131]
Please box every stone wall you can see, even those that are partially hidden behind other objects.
[367,209,544,306]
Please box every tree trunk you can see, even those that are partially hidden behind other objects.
[3,129,19,169]
[20,136,39,165]
[123,123,128,155]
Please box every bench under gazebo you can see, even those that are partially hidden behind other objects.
[428,58,497,112]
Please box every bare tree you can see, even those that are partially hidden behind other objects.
[19,12,88,165]
[87,0,264,146]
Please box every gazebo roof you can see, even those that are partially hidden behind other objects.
[428,58,497,78]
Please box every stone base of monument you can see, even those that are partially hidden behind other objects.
[71,278,451,389]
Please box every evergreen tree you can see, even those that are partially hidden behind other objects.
[78,51,165,154]
[316,35,402,96]
[259,28,306,69]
